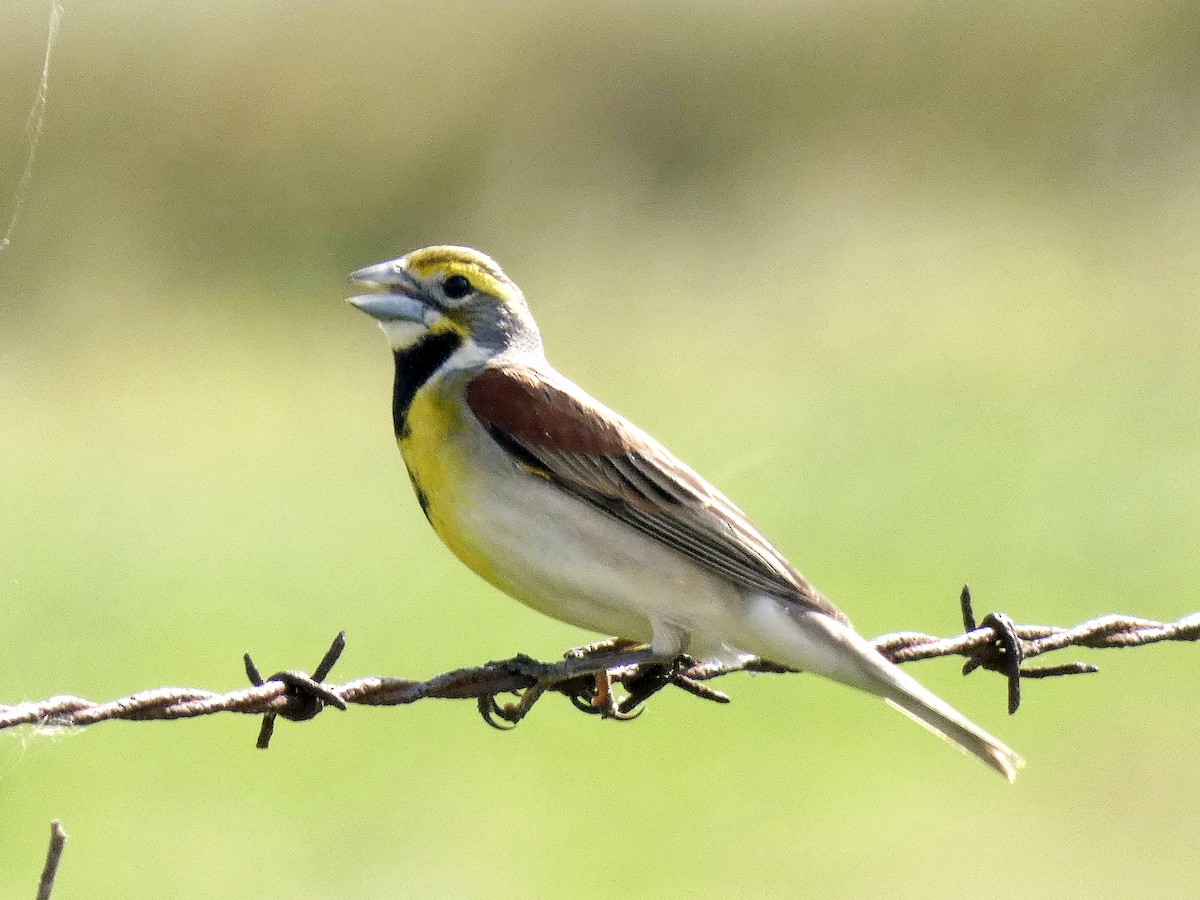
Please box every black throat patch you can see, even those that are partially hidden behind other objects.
[392,332,463,437]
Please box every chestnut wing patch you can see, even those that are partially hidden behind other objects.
[467,366,844,620]
[467,366,629,455]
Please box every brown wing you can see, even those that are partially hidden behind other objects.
[466,365,847,622]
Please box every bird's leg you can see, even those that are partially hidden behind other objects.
[560,638,646,717]
[561,666,644,721]
[598,622,691,715]
[587,667,638,720]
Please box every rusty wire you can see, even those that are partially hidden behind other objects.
[2,588,1197,745]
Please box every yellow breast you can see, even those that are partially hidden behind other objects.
[397,386,501,585]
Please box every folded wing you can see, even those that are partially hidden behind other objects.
[466,365,847,623]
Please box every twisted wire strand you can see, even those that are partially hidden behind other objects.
[3,607,1196,733]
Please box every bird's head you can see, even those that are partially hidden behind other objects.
[348,246,541,358]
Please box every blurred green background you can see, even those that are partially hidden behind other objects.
[2,1,1198,897]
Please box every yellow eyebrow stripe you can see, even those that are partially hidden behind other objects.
[403,247,517,302]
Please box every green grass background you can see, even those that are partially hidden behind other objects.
[2,2,1198,897]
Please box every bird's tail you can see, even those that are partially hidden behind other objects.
[742,598,1024,781]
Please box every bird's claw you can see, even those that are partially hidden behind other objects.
[591,669,643,720]
[477,694,518,730]
[568,690,604,715]
[477,681,548,730]
[563,670,642,720]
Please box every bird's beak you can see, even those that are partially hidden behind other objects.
[347,260,427,323]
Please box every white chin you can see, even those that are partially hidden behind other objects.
[378,319,429,351]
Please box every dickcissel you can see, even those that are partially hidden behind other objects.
[348,245,1022,781]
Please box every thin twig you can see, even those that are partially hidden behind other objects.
[36,820,67,900]
[2,594,1197,741]
[1,0,63,254]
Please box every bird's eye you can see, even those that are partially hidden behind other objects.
[443,274,473,299]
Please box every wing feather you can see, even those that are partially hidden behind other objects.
[467,365,847,622]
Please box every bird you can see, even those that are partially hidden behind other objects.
[347,245,1023,781]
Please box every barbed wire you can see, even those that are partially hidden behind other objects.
[3,588,1197,746]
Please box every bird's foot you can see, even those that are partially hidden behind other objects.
[563,668,641,720]
[616,655,697,716]
[562,637,639,660]
[591,668,643,720]
[561,639,648,719]
[565,652,696,719]
[477,680,548,730]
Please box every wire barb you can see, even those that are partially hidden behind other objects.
[243,632,348,749]
[2,599,1197,736]
[957,586,1100,713]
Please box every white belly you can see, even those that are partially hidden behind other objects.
[462,465,752,654]
[401,381,751,660]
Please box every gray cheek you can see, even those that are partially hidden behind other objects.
[466,304,541,352]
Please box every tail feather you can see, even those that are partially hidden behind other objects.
[743,598,1024,781]
[881,687,1023,783]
